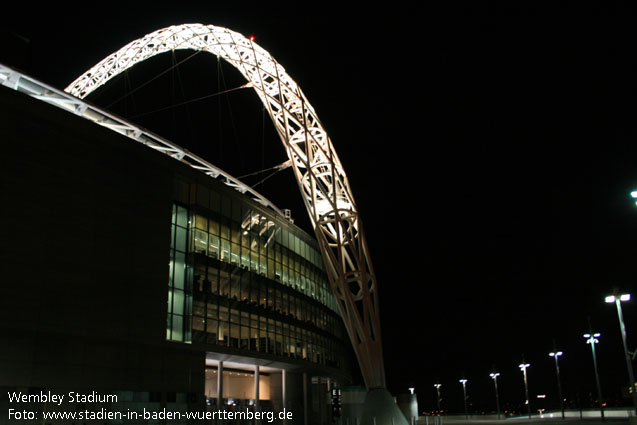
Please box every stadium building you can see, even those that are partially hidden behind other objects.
[0,62,353,423]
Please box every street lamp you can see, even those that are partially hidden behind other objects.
[434,383,442,415]
[584,332,604,421]
[459,379,469,420]
[519,362,531,419]
[605,293,637,416]
[549,351,565,419]
[490,372,501,419]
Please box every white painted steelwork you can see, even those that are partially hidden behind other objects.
[0,62,284,217]
[65,23,383,389]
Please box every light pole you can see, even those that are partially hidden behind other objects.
[605,293,637,416]
[519,362,531,419]
[434,383,442,415]
[490,372,501,419]
[584,332,604,421]
[549,351,565,419]
[459,379,469,420]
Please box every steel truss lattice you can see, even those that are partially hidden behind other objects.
[66,24,385,389]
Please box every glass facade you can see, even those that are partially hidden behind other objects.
[167,203,192,343]
[167,178,347,369]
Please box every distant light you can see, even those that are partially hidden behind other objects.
[537,395,546,399]
[459,379,468,384]
[409,387,415,394]
[490,373,500,378]
[621,294,631,301]
[585,333,601,343]
[434,384,441,388]
[519,363,530,369]
[606,295,616,303]
[549,352,563,357]
[249,35,255,42]
[631,191,637,198]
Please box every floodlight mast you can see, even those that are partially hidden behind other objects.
[65,24,385,390]
[519,362,531,419]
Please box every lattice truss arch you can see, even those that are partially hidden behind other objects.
[66,24,385,389]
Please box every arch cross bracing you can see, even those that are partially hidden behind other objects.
[66,23,385,389]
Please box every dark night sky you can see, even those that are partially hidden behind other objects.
[3,2,637,415]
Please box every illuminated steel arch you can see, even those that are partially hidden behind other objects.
[66,24,385,389]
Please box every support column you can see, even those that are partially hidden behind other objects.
[282,369,287,423]
[217,361,224,407]
[319,377,325,425]
[303,373,308,425]
[327,378,333,422]
[255,365,260,409]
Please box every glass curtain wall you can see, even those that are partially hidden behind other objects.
[171,180,347,369]
[167,203,193,343]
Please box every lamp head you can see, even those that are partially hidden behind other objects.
[606,294,631,303]
[584,333,600,343]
